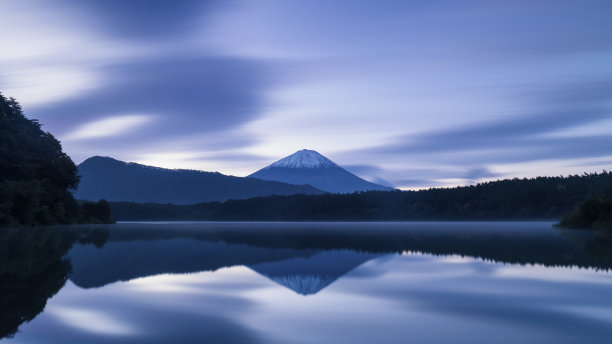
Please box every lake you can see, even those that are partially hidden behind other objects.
[2,222,612,343]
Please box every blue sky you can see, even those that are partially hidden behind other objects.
[1,0,611,189]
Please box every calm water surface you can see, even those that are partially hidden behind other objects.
[2,222,612,343]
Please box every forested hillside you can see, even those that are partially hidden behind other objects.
[0,93,112,226]
[110,171,612,221]
[557,197,612,230]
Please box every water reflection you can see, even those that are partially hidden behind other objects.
[67,222,612,293]
[2,222,612,342]
[249,250,383,295]
[0,226,108,338]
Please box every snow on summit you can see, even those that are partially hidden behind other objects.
[267,149,337,169]
[249,149,393,193]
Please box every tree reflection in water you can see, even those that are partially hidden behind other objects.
[0,226,109,338]
[2,222,612,340]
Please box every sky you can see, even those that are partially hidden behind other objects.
[1,0,611,189]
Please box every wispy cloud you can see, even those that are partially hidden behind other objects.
[2,0,611,182]
[63,115,153,141]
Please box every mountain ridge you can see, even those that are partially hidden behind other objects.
[249,149,393,193]
[74,156,323,204]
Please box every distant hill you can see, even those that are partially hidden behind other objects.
[109,171,612,221]
[75,156,323,204]
[248,149,393,193]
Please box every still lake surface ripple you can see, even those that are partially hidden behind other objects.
[2,221,612,343]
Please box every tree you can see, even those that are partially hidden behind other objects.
[0,93,112,226]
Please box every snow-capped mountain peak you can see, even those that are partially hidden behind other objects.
[249,149,394,193]
[267,149,337,169]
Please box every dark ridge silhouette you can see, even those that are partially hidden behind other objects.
[109,171,612,221]
[557,196,612,230]
[248,149,393,193]
[0,93,112,226]
[75,156,323,204]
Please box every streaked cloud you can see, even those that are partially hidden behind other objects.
[35,57,270,137]
[1,0,611,186]
[2,66,99,106]
[63,115,153,141]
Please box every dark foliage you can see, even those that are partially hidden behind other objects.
[0,226,109,338]
[78,199,114,224]
[110,171,612,221]
[67,223,612,290]
[0,93,113,226]
[557,197,612,230]
[109,201,219,221]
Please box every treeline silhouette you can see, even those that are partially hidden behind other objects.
[0,93,113,226]
[0,226,109,338]
[88,222,612,271]
[110,171,612,221]
[557,196,612,230]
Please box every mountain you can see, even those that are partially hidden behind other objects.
[248,149,393,193]
[248,251,383,295]
[74,156,323,204]
[108,171,612,221]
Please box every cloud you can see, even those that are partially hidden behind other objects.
[343,164,395,187]
[47,0,225,40]
[463,167,500,184]
[382,111,608,156]
[34,56,271,140]
[63,115,153,141]
[344,164,386,176]
[333,79,612,188]
[362,80,612,164]
[4,0,612,184]
[343,165,501,189]
[1,66,99,107]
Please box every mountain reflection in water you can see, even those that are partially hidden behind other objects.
[1,222,611,342]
